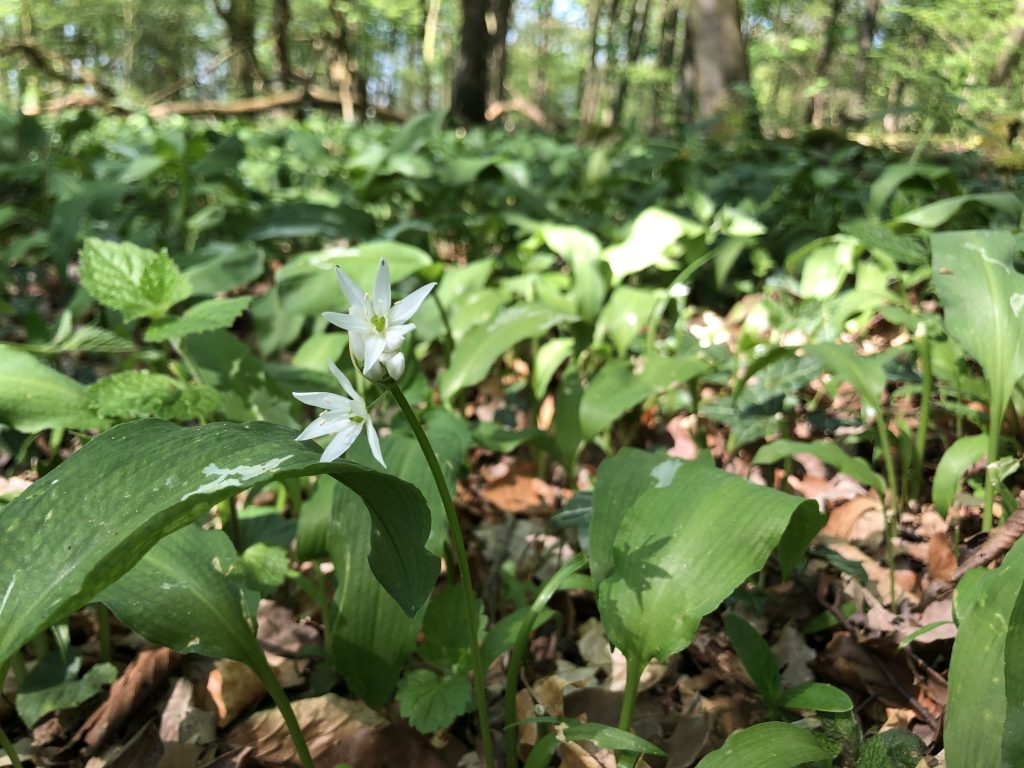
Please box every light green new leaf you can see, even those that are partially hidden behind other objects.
[945,539,1024,768]
[932,434,988,516]
[579,354,709,439]
[99,525,261,662]
[752,438,885,497]
[537,223,606,322]
[724,613,781,704]
[593,286,663,356]
[396,669,474,734]
[531,337,575,400]
[695,721,834,768]
[144,296,252,342]
[79,238,192,321]
[0,420,439,666]
[896,193,1022,229]
[932,231,1024,434]
[439,304,574,403]
[16,653,117,727]
[603,207,700,283]
[0,346,99,432]
[85,371,221,421]
[593,451,819,660]
[779,682,853,713]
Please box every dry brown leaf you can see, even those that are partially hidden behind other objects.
[206,659,266,727]
[558,737,614,768]
[479,461,560,516]
[770,623,816,687]
[926,533,957,582]
[75,646,178,755]
[256,601,319,689]
[822,496,886,543]
[158,678,216,746]
[896,600,956,645]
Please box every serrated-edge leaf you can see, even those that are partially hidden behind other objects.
[79,237,191,321]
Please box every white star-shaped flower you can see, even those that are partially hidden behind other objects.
[293,361,385,467]
[323,259,436,382]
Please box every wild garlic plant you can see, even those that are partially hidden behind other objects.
[293,258,496,768]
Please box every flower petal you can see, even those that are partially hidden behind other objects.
[321,421,361,462]
[323,311,369,333]
[296,412,348,442]
[327,360,362,402]
[292,391,352,411]
[385,351,405,381]
[365,419,386,468]
[362,334,387,375]
[390,282,436,324]
[373,258,391,316]
[335,266,367,310]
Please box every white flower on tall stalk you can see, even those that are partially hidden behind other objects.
[293,361,385,467]
[323,259,436,382]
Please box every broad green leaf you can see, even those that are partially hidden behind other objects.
[932,230,1024,433]
[0,346,98,432]
[752,438,886,496]
[896,193,1022,229]
[418,585,484,670]
[532,337,575,400]
[537,223,606,321]
[553,369,584,473]
[47,326,135,354]
[798,240,856,300]
[16,652,117,727]
[579,354,709,439]
[246,202,374,242]
[856,729,924,768]
[292,333,347,371]
[593,286,662,356]
[724,613,781,703]
[328,479,422,708]
[593,451,819,660]
[144,296,252,342]
[0,420,439,665]
[99,525,261,662]
[839,220,928,266]
[867,163,951,219]
[240,543,296,593]
[79,238,192,321]
[999,564,1024,767]
[524,721,666,767]
[603,207,700,283]
[695,721,834,768]
[85,371,221,421]
[779,682,853,713]
[932,434,988,516]
[181,243,265,296]
[395,669,473,734]
[945,539,1024,768]
[439,304,574,403]
[295,476,336,562]
[807,343,886,416]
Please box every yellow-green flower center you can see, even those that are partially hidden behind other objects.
[371,315,386,333]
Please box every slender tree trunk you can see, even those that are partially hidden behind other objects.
[422,0,442,109]
[679,11,696,122]
[272,0,292,86]
[533,0,553,109]
[858,0,880,100]
[486,0,513,103]
[328,0,364,121]
[215,0,262,97]
[122,0,136,82]
[805,0,844,126]
[611,0,651,126]
[883,76,904,133]
[689,0,755,125]
[990,0,1024,86]
[650,0,680,131]
[578,0,604,125]
[451,0,489,123]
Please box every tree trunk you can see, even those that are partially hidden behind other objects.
[328,0,365,122]
[214,0,261,97]
[578,0,604,125]
[990,0,1024,86]
[805,0,844,126]
[650,0,680,131]
[882,76,904,133]
[451,0,489,123]
[857,0,880,99]
[486,0,513,103]
[611,0,651,126]
[533,0,554,109]
[688,0,754,125]
[272,0,292,86]
[679,11,696,122]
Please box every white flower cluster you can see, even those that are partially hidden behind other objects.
[292,259,436,467]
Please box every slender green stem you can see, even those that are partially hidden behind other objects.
[430,292,456,358]
[249,653,315,768]
[617,654,643,731]
[910,329,933,504]
[0,661,22,768]
[876,422,899,605]
[219,498,242,551]
[389,384,496,768]
[504,554,588,768]
[95,604,112,663]
[983,402,1005,532]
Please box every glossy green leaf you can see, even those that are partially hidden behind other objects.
[99,525,262,661]
[0,346,98,432]
[395,669,474,734]
[439,304,574,403]
[603,207,699,282]
[695,721,834,768]
[0,420,439,665]
[593,450,819,660]
[85,371,221,421]
[932,230,1024,433]
[246,202,374,242]
[896,192,1022,229]
[579,354,709,440]
[752,438,886,496]
[867,163,950,219]
[16,652,117,728]
[181,243,265,297]
[779,682,853,713]
[807,343,886,416]
[724,613,781,703]
[79,238,192,321]
[593,286,662,356]
[945,539,1024,768]
[531,337,575,400]
[537,223,606,322]
[932,434,988,516]
[144,296,252,342]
